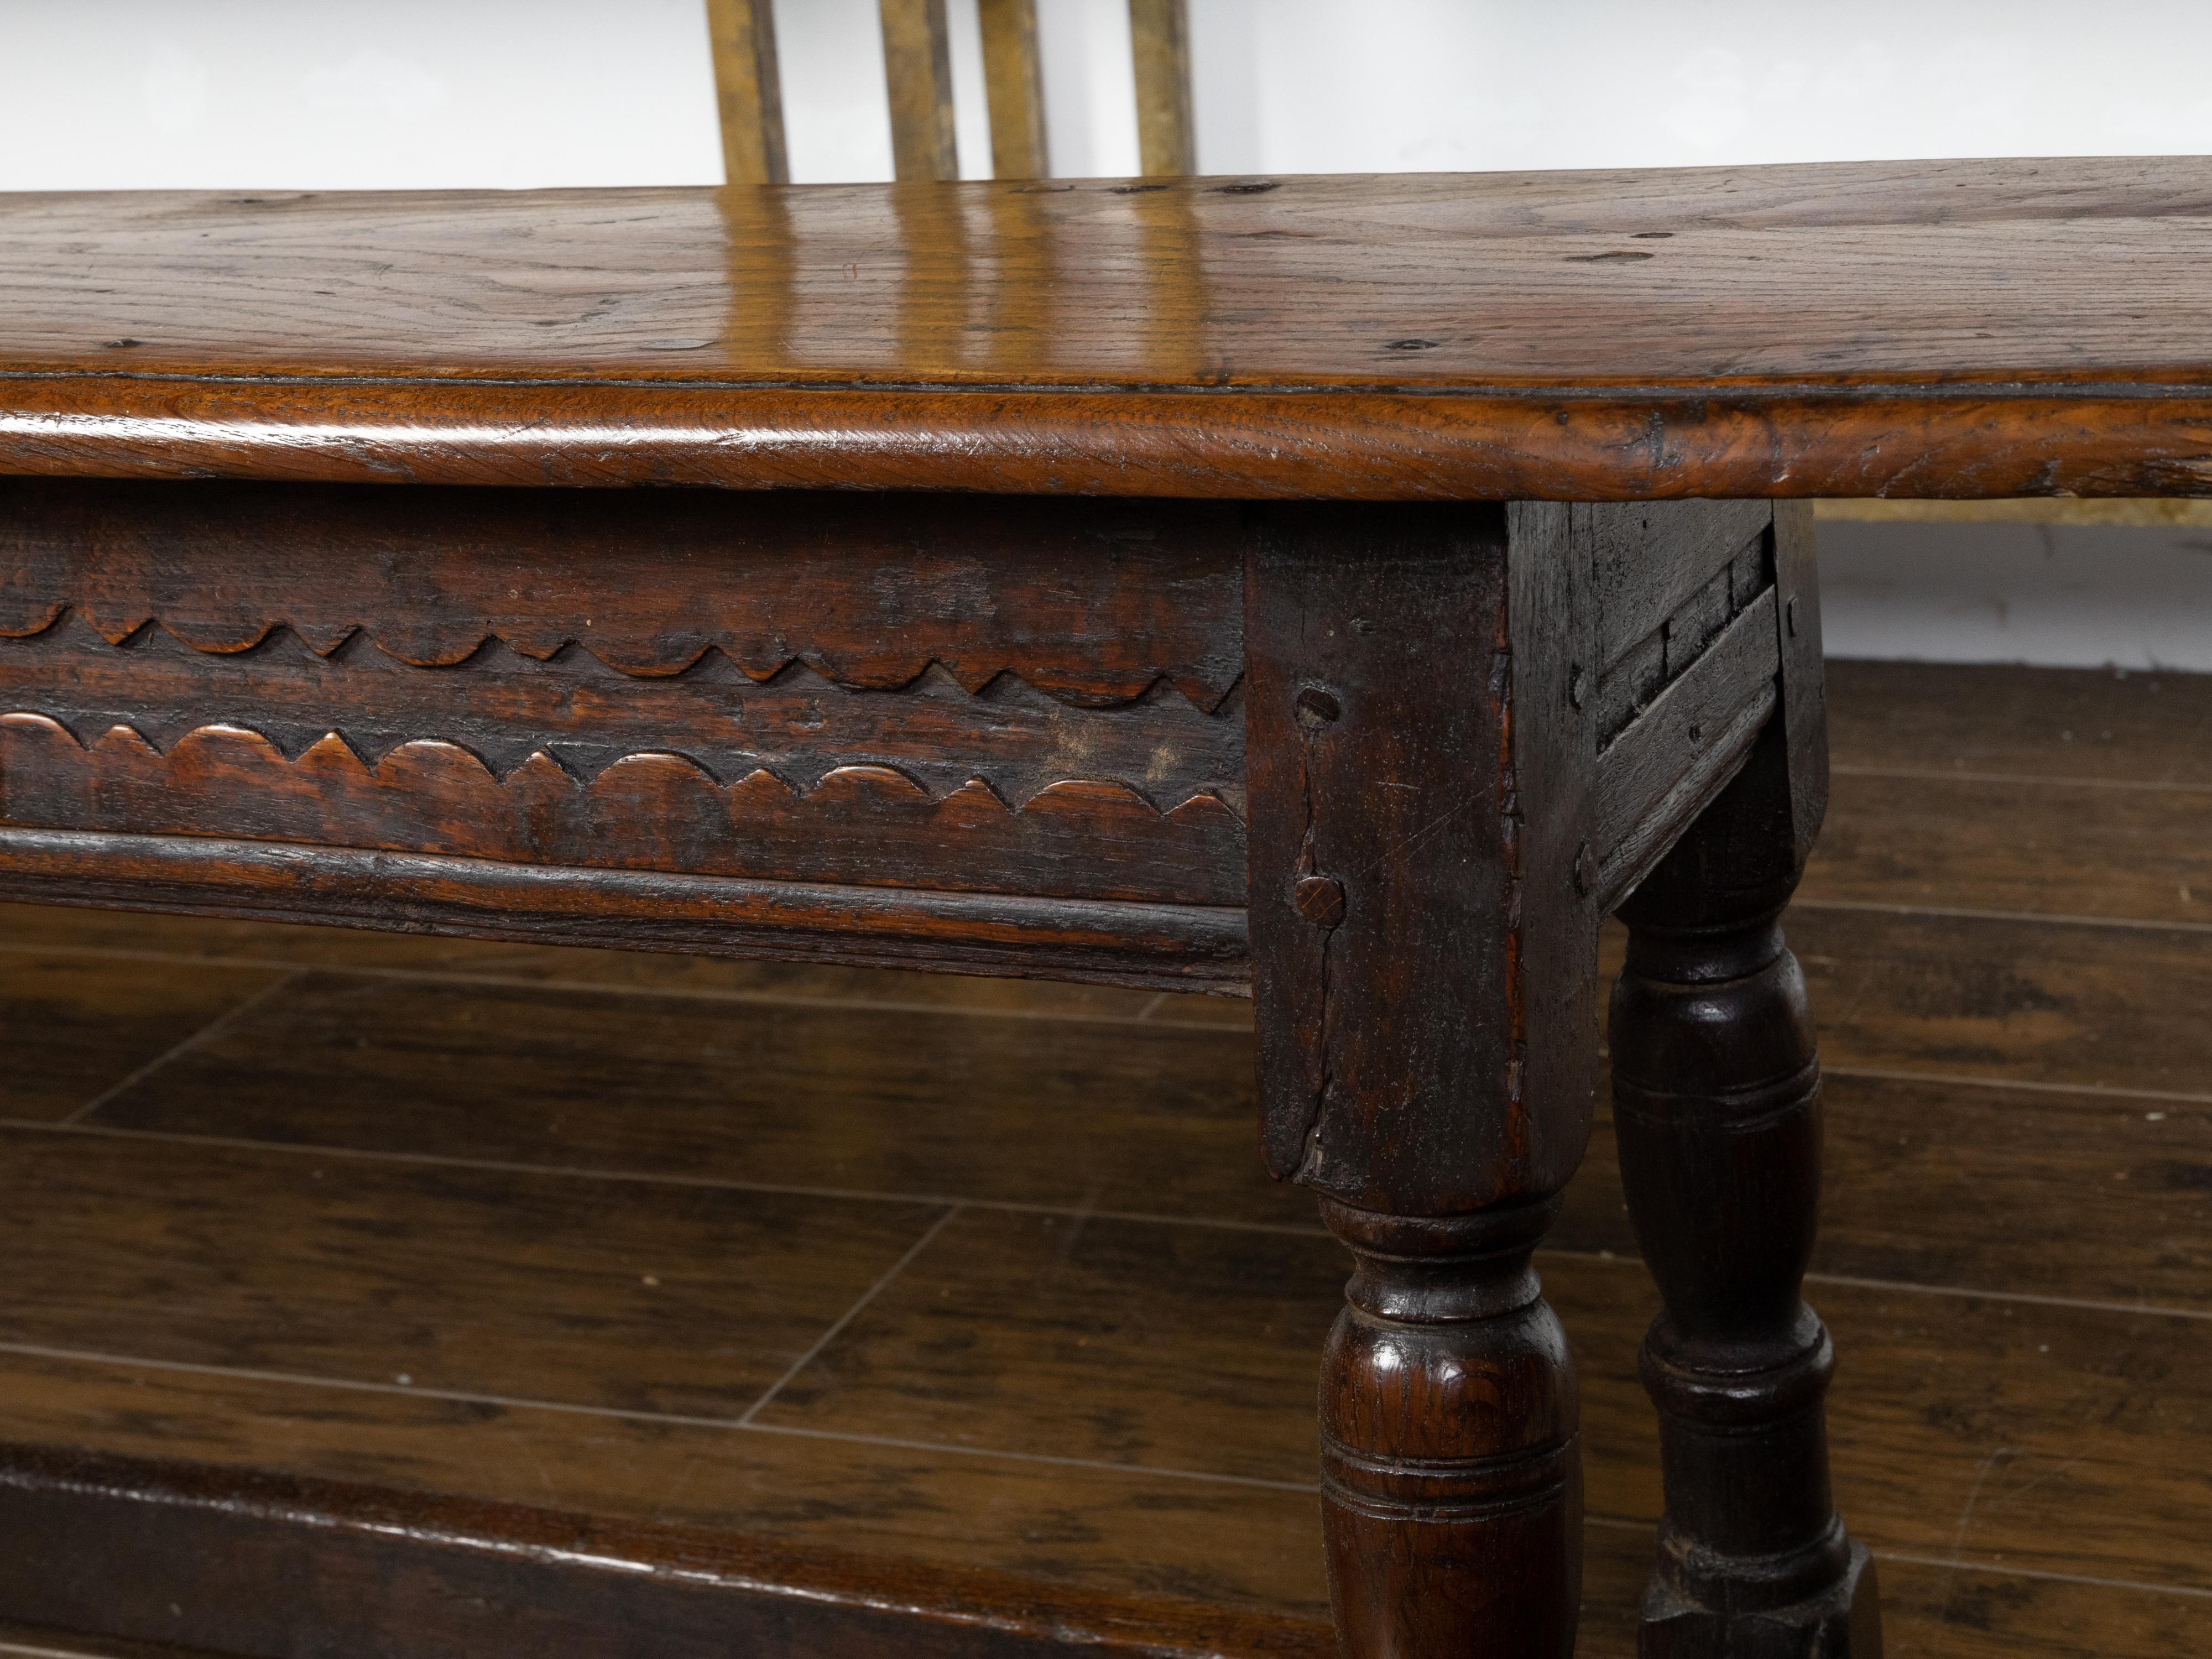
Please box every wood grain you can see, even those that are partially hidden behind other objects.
[0,953,284,1123]
[1566,1069,2212,1312]
[0,1443,1330,1659]
[1782,906,2212,1097]
[18,1121,2159,1610]
[0,656,2204,1657]
[0,1127,946,1417]
[1806,770,2212,925]
[7,162,2212,495]
[1128,0,1194,177]
[0,479,1249,707]
[880,0,959,182]
[977,0,1047,179]
[0,828,1252,990]
[706,0,789,186]
[1825,661,2212,786]
[0,717,1245,906]
[0,898,1187,1019]
[79,969,1306,1226]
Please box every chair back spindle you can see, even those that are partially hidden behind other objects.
[708,0,1189,184]
[705,0,788,184]
[1129,0,1194,177]
[978,0,1050,179]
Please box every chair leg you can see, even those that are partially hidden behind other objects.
[1316,1196,1582,1659]
[1609,761,1882,1658]
[1242,502,1600,1658]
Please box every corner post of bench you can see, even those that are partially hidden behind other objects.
[1609,503,1882,1656]
[1245,502,1600,1657]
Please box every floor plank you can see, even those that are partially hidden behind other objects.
[0,954,285,1124]
[0,1128,945,1418]
[74,972,1301,1227]
[1806,769,2212,926]
[0,902,1183,1023]
[1825,660,2212,785]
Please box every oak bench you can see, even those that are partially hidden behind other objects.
[0,155,2206,1658]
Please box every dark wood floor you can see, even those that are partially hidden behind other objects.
[0,658,2207,1658]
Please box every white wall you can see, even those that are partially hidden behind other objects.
[3,0,2209,669]
[11,0,2212,187]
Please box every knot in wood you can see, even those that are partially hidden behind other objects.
[1294,686,1341,729]
[1294,874,1345,929]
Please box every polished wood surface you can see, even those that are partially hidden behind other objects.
[6,160,2212,496]
[0,659,2203,1657]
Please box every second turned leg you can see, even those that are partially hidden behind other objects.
[1610,759,1880,1657]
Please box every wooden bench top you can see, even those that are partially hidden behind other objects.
[3,156,2209,499]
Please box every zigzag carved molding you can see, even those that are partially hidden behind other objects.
[0,714,1246,906]
[0,608,1238,712]
[0,713,1242,818]
[0,479,1250,713]
[0,614,1247,810]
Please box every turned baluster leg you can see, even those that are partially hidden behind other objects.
[1611,740,1881,1653]
[1246,503,1601,1658]
[1317,1197,1581,1657]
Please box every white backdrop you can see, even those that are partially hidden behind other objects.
[3,0,2209,667]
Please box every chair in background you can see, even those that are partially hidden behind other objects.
[704,0,1194,184]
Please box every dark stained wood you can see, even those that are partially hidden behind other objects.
[0,828,1252,991]
[1823,660,2212,786]
[1806,770,2212,925]
[0,952,284,1123]
[1611,738,1876,1653]
[0,1128,951,1417]
[1245,503,1598,1209]
[0,479,1250,920]
[1506,502,1608,1197]
[0,718,1243,905]
[0,1444,1332,1659]
[1589,598,1777,910]
[1781,905,2212,1096]
[1569,1068,2212,1313]
[978,0,1048,179]
[0,1618,222,1658]
[0,615,1243,831]
[0,895,1199,1018]
[81,969,1303,1226]
[1770,504,1829,874]
[1245,504,1600,1658]
[706,0,790,186]
[0,477,1245,711]
[1128,0,1194,178]
[0,1345,1339,1632]
[880,0,959,182]
[6,163,2212,497]
[754,1208,1337,1479]
[2,655,2209,1657]
[5,1103,2210,1648]
[1588,500,1771,674]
